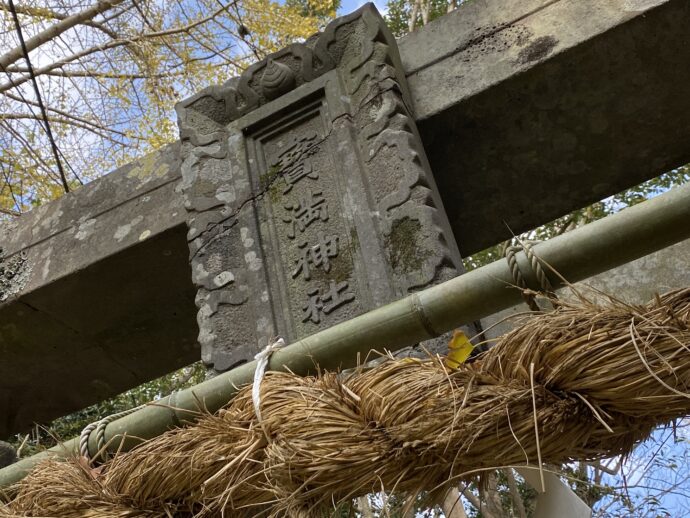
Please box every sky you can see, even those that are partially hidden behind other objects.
[338,0,388,17]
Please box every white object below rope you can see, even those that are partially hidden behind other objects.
[517,467,591,518]
[252,338,285,424]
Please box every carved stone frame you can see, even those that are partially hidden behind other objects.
[176,4,465,372]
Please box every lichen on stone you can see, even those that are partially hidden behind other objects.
[0,247,29,302]
[385,217,429,272]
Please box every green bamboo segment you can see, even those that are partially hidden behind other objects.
[1,181,689,490]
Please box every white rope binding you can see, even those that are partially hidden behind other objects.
[79,338,285,464]
[252,338,285,424]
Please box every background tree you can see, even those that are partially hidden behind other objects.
[462,166,690,272]
[0,0,337,214]
[384,0,456,37]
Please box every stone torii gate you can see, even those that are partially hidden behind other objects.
[1,0,690,514]
[0,0,688,499]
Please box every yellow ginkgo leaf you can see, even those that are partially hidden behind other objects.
[445,330,474,369]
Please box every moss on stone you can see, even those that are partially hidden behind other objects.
[260,164,281,191]
[386,217,428,272]
[349,227,360,254]
[267,181,282,205]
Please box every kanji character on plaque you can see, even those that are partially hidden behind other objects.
[270,132,320,194]
[283,189,328,239]
[321,280,355,314]
[302,287,323,324]
[292,232,339,281]
[301,280,354,324]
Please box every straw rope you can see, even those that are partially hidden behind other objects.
[505,241,555,311]
[75,337,286,466]
[79,404,145,464]
[3,287,690,517]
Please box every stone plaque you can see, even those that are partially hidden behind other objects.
[249,108,363,340]
[176,4,469,372]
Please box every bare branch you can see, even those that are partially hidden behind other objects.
[0,206,21,216]
[4,65,178,79]
[0,1,120,39]
[0,0,238,94]
[0,160,22,215]
[0,0,127,71]
[504,468,528,518]
[2,90,141,139]
[1,120,64,184]
[0,113,127,144]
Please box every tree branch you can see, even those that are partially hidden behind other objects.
[4,65,178,79]
[2,89,144,139]
[0,0,238,94]
[0,113,128,144]
[0,1,120,39]
[0,0,126,71]
[1,120,64,184]
[504,468,528,518]
[0,206,21,216]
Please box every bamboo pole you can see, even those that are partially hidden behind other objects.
[1,181,689,489]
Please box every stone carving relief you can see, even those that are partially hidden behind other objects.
[176,3,468,372]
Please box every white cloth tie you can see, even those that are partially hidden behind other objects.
[252,338,285,424]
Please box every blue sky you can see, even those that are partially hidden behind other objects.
[338,0,389,17]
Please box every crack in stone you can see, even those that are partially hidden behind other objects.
[187,130,336,262]
[187,76,407,265]
[188,72,404,261]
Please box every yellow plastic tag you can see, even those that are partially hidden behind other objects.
[445,330,474,369]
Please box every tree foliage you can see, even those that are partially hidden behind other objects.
[384,0,458,37]
[463,165,690,272]
[0,0,337,214]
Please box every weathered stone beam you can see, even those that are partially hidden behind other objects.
[1,0,688,437]
[0,144,198,438]
[403,0,690,254]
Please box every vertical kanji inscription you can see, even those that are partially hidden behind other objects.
[251,110,360,339]
[177,4,473,373]
[282,189,328,239]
